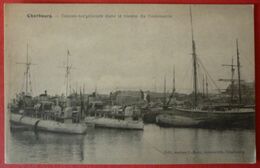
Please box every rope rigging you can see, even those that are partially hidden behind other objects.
[196,57,222,93]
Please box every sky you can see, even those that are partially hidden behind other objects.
[5,4,255,97]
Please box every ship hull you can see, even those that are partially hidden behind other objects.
[141,107,164,123]
[156,114,201,127]
[10,113,88,134]
[172,107,255,128]
[142,111,162,123]
[85,117,144,130]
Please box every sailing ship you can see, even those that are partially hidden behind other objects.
[156,7,255,128]
[156,66,202,127]
[9,47,88,134]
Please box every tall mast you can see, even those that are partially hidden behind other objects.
[206,75,208,98]
[231,56,235,103]
[165,67,176,107]
[154,77,157,92]
[25,43,29,94]
[202,75,205,97]
[163,75,166,105]
[17,43,35,96]
[95,83,97,94]
[65,50,72,97]
[173,65,175,93]
[190,6,198,107]
[219,55,237,104]
[236,39,242,105]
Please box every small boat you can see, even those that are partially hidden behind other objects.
[156,113,201,127]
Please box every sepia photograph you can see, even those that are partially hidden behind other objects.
[4,4,255,164]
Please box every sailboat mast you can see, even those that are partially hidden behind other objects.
[65,50,71,97]
[231,56,235,103]
[202,75,205,97]
[25,43,29,95]
[16,43,36,96]
[206,75,208,98]
[173,65,175,93]
[154,77,157,92]
[95,83,97,95]
[190,6,198,107]
[66,51,69,96]
[236,39,242,104]
[163,75,166,105]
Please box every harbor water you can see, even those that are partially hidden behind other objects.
[6,124,255,164]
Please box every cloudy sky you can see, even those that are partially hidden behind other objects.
[5,4,254,97]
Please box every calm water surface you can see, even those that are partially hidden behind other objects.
[6,124,255,164]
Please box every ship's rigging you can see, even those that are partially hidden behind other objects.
[219,39,243,105]
[188,6,223,107]
[60,50,73,97]
[16,43,36,96]
[189,6,198,108]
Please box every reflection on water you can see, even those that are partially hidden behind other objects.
[6,125,255,164]
[8,130,85,163]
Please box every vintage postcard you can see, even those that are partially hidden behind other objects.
[4,4,255,164]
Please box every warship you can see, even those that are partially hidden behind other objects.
[9,48,88,134]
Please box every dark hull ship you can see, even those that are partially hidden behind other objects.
[156,7,255,128]
[172,106,255,128]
